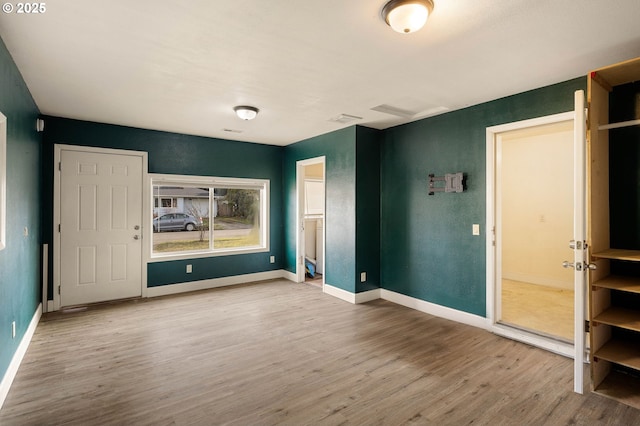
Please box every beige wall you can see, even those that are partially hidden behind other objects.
[304,163,323,179]
[499,120,574,289]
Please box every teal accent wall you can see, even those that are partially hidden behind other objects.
[380,78,586,316]
[41,117,283,293]
[0,38,42,384]
[282,126,382,293]
[283,127,357,292]
[356,126,381,292]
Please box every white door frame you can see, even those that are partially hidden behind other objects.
[52,144,149,311]
[486,111,576,358]
[295,156,326,284]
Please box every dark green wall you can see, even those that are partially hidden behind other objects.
[356,126,381,292]
[380,78,586,316]
[283,127,357,292]
[42,117,284,292]
[0,38,42,382]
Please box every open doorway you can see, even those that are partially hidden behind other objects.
[488,112,577,356]
[296,157,325,288]
[496,120,574,342]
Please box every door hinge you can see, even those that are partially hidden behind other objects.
[58,162,61,171]
[58,224,61,232]
[57,285,61,295]
[585,320,590,333]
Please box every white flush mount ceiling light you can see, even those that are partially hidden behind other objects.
[234,105,259,120]
[382,0,434,34]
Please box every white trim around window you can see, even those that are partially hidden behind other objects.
[0,112,6,251]
[148,174,270,262]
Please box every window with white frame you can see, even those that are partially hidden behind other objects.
[150,175,269,258]
[0,112,6,251]
[154,196,178,209]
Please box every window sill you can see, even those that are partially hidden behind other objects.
[147,246,269,263]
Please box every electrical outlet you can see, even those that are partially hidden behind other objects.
[12,321,16,339]
[186,264,192,273]
[23,227,29,237]
[270,256,275,264]
[360,272,366,282]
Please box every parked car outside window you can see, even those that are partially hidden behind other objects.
[153,213,202,232]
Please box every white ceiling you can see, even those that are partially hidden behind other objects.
[1,0,640,146]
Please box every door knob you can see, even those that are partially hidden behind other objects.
[563,261,596,271]
[133,235,140,240]
[134,225,140,230]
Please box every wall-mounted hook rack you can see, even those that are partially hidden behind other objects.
[428,172,464,195]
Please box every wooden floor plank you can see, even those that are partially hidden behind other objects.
[1,279,639,425]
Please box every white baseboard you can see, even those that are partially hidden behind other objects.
[380,289,490,330]
[322,284,488,330]
[322,285,380,304]
[282,270,297,282]
[322,284,380,304]
[0,303,42,410]
[355,288,381,304]
[146,270,287,298]
[322,283,358,303]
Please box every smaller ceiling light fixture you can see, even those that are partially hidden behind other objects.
[382,0,434,34]
[234,105,259,120]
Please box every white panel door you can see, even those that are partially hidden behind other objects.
[60,149,143,306]
[572,90,587,394]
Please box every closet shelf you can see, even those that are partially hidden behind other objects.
[599,118,640,131]
[594,339,640,370]
[592,249,640,262]
[593,370,640,410]
[588,57,640,408]
[592,275,640,294]
[594,307,640,332]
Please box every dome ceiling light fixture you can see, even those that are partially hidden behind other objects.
[382,0,434,34]
[234,105,259,120]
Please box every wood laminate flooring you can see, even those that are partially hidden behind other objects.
[501,280,574,341]
[2,279,639,425]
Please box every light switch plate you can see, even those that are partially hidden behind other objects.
[472,224,480,235]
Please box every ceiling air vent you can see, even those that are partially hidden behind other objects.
[371,104,417,118]
[329,114,363,124]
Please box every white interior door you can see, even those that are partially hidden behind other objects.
[571,90,587,394]
[59,148,143,306]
